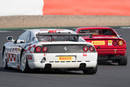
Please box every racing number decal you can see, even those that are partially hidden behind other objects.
[108,40,112,46]
[6,47,21,63]
[7,53,16,62]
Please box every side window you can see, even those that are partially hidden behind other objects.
[30,32,37,42]
[17,31,31,43]
[26,31,31,43]
[18,32,26,42]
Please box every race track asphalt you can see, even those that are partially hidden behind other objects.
[0,29,129,87]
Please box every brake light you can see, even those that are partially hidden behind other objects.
[35,46,41,52]
[49,30,56,33]
[42,47,48,52]
[113,40,118,46]
[89,46,95,52]
[118,40,123,46]
[113,40,124,46]
[83,46,88,52]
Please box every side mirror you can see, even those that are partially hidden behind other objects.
[17,39,25,43]
[7,36,14,42]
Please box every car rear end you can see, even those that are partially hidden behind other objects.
[76,27,127,65]
[84,37,127,56]
[26,42,97,72]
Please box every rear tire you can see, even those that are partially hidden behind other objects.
[2,59,8,69]
[83,66,97,75]
[118,56,127,66]
[2,47,8,69]
[20,52,31,73]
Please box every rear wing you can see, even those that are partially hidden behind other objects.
[36,33,93,38]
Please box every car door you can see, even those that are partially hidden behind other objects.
[7,31,32,68]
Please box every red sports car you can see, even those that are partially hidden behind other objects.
[75,27,127,65]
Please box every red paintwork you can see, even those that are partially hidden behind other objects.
[76,27,127,56]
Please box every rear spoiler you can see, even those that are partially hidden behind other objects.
[37,33,93,38]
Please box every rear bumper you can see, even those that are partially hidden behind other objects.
[96,49,126,56]
[26,53,97,69]
[28,61,97,69]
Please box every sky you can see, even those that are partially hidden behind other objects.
[0,0,44,16]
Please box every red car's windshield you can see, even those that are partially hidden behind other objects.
[79,29,117,36]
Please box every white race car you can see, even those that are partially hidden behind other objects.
[2,29,98,74]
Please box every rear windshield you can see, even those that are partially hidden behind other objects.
[79,29,116,36]
[37,35,79,41]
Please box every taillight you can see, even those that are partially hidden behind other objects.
[118,40,123,46]
[35,46,41,53]
[113,40,118,46]
[83,46,88,52]
[42,47,48,52]
[89,46,95,52]
[113,40,124,46]
[35,46,48,53]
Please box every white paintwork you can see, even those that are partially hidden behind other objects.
[0,0,44,16]
[3,29,98,72]
[28,53,97,69]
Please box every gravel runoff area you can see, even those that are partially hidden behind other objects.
[0,15,130,28]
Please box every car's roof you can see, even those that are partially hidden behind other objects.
[27,29,76,34]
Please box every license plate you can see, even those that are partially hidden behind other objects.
[58,56,72,61]
[92,41,105,45]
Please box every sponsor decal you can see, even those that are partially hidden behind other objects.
[83,53,87,56]
[58,56,72,61]
[92,41,105,45]
[108,40,112,46]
